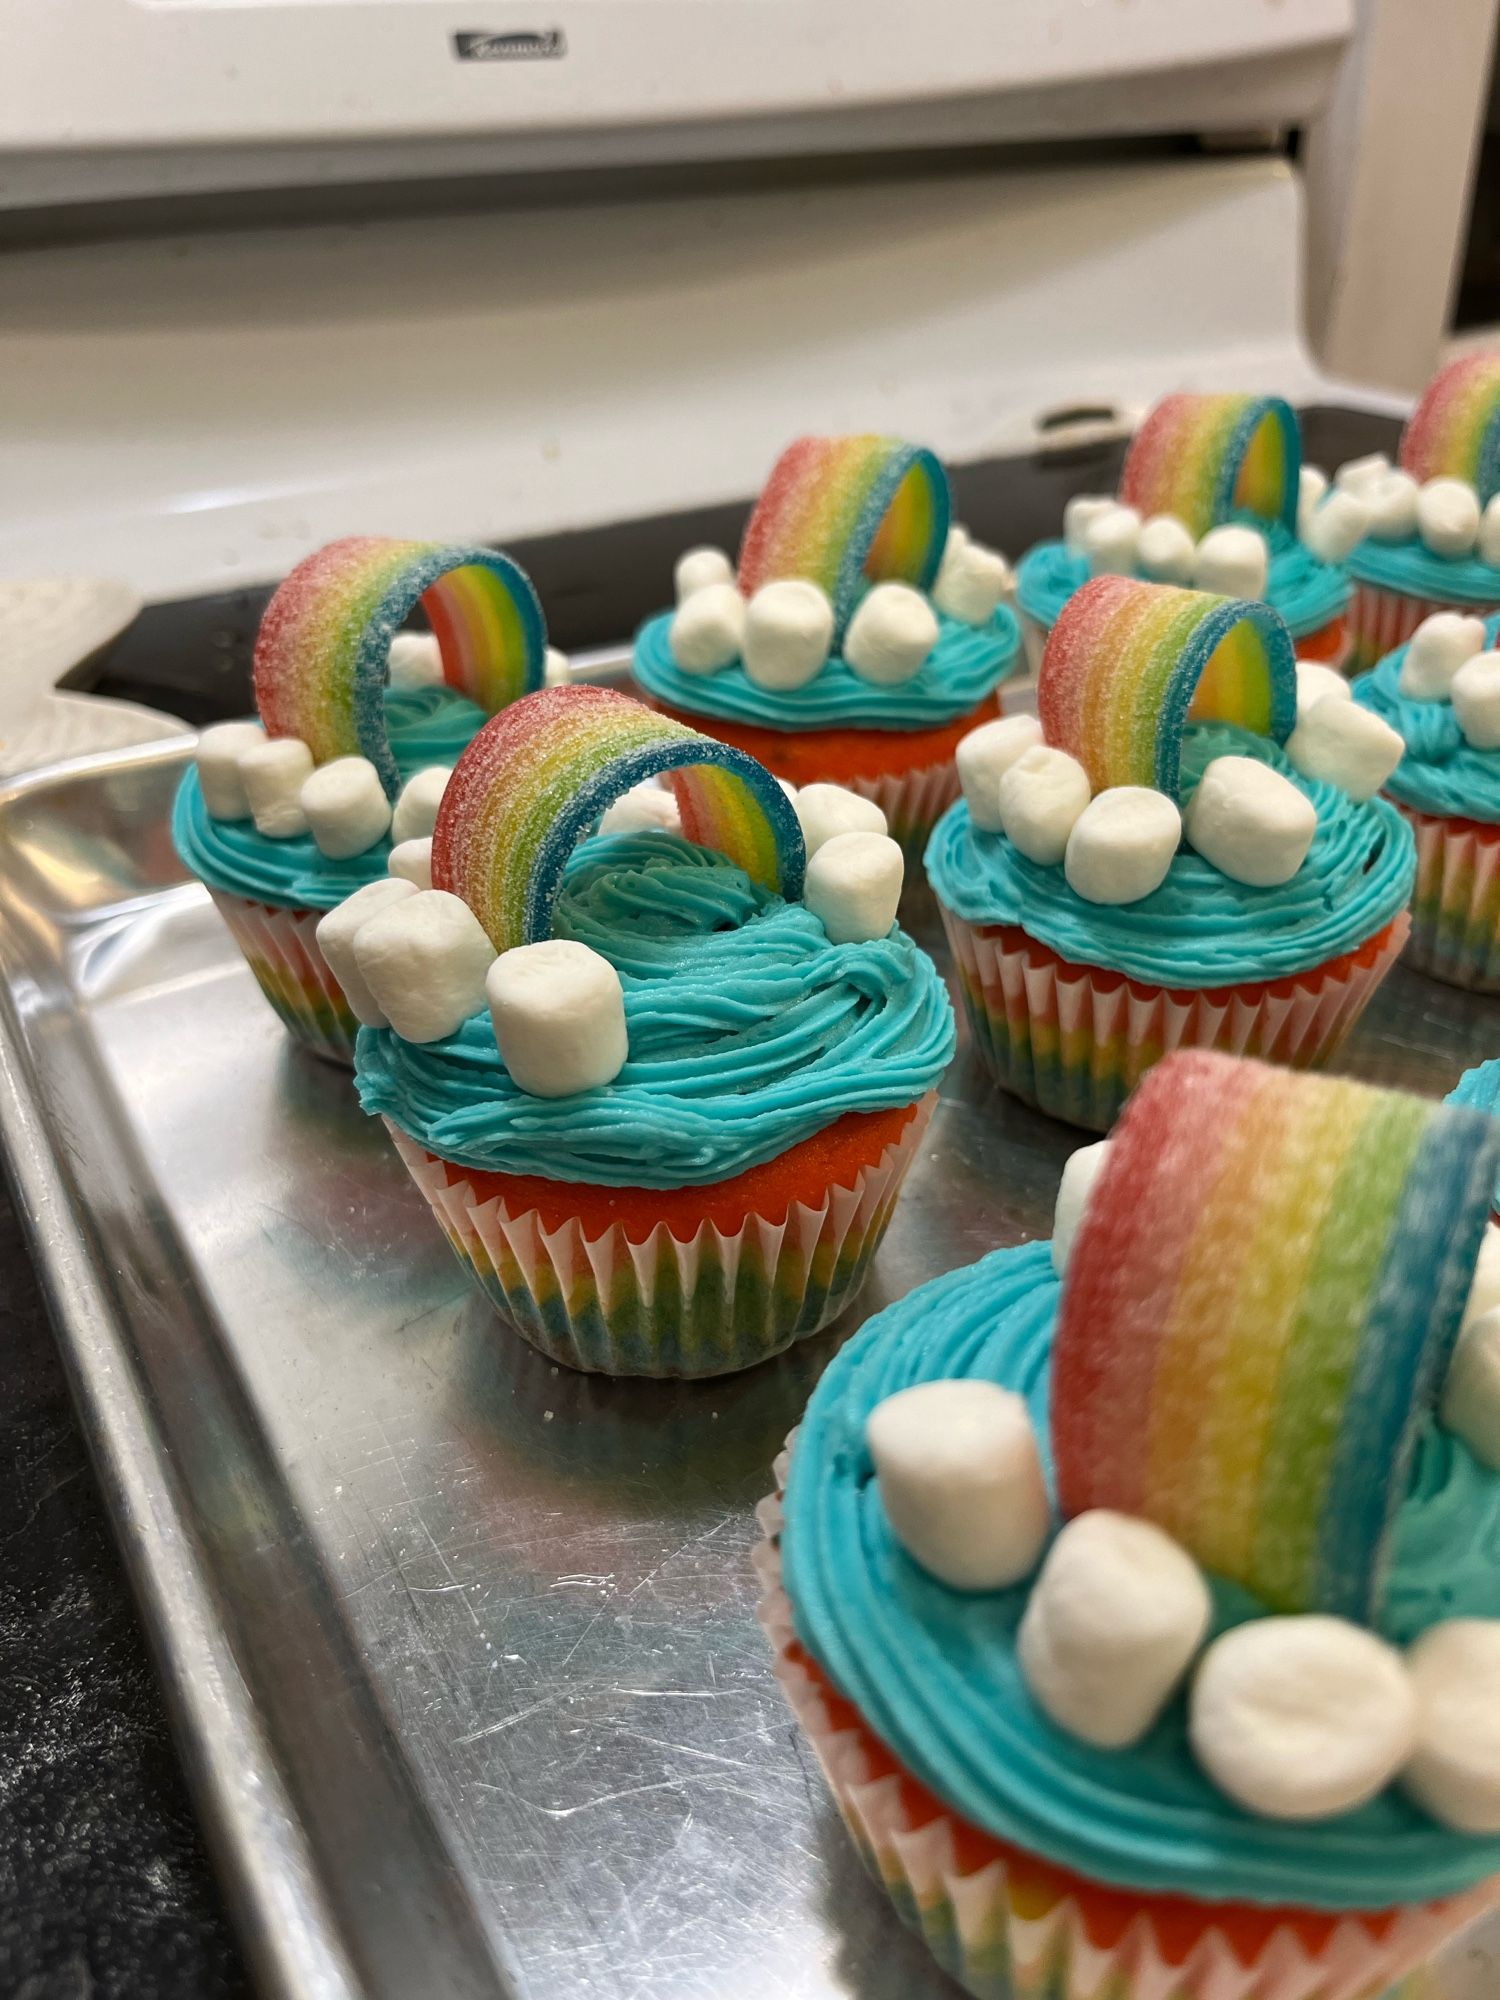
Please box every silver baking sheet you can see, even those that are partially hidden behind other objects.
[1,721,1497,2000]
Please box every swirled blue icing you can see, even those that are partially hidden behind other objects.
[354,832,954,1187]
[630,604,1018,734]
[1447,1063,1500,1211]
[1015,517,1349,640]
[172,686,486,911]
[923,723,1414,988]
[1347,534,1500,607]
[782,1240,1500,1909]
[1353,634,1500,823]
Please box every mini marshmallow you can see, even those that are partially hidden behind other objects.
[934,541,1011,626]
[351,890,495,1044]
[1189,1617,1416,1821]
[1184,756,1316,888]
[1441,1305,1500,1473]
[998,747,1092,867]
[314,877,421,1028]
[195,720,265,820]
[387,837,433,889]
[1366,469,1421,543]
[388,632,443,690]
[299,755,392,859]
[1417,477,1481,560]
[1297,464,1329,539]
[598,779,682,838]
[867,1380,1051,1592]
[1336,451,1392,497]
[1467,1224,1500,1330]
[1018,1511,1212,1749]
[741,579,834,691]
[240,737,315,839]
[487,939,628,1098]
[1285,698,1403,801]
[1136,514,1197,584]
[803,831,904,945]
[1063,495,1115,553]
[1403,1621,1500,1833]
[674,546,736,601]
[1295,660,1353,721]
[669,582,745,675]
[794,782,887,857]
[1399,611,1487,700]
[844,583,939,685]
[391,765,451,846]
[1082,504,1141,578]
[1451,651,1500,749]
[1302,488,1371,565]
[1064,787,1181,905]
[1051,1138,1112,1276]
[1480,495,1500,568]
[543,646,571,687]
[1193,524,1268,601]
[955,715,1045,833]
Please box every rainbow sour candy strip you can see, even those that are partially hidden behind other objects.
[1036,576,1296,800]
[1052,1050,1500,1622]
[253,536,546,799]
[1400,352,1500,501]
[736,436,950,637]
[432,686,806,951]
[1119,393,1300,540]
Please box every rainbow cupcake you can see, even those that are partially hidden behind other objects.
[172,537,547,1063]
[759,1051,1500,2000]
[630,436,1020,848]
[343,685,954,1377]
[1016,393,1352,670]
[925,576,1413,1131]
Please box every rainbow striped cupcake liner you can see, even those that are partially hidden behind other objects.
[1348,581,1500,676]
[209,889,359,1066]
[384,1094,934,1378]
[754,1463,1498,2000]
[940,907,1408,1133]
[1400,805,1500,992]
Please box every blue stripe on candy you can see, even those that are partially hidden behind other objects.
[1151,595,1299,803]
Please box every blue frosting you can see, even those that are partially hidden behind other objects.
[1446,1062,1500,1213]
[1354,632,1500,824]
[354,832,955,1188]
[630,604,1018,734]
[923,723,1415,988]
[173,686,487,912]
[1347,534,1500,608]
[782,1240,1500,1910]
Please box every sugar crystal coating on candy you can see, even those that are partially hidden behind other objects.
[1119,394,1300,541]
[1400,352,1500,502]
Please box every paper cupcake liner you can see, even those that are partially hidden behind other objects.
[208,889,359,1065]
[383,1093,934,1377]
[1398,805,1500,992]
[754,1468,1498,2000]
[940,906,1409,1132]
[839,757,961,850]
[1348,581,1500,675]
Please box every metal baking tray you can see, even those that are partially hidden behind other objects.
[1,722,1497,2000]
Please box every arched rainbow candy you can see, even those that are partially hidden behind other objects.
[736,436,950,637]
[253,537,546,799]
[1052,1050,1500,1623]
[1037,576,1296,800]
[1119,393,1300,540]
[1400,352,1500,502]
[432,686,806,951]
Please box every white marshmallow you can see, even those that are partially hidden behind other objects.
[1399,612,1487,701]
[1466,1224,1500,1330]
[1403,1621,1500,1833]
[934,541,1011,626]
[543,646,571,687]
[387,837,433,889]
[955,715,1045,833]
[867,1381,1051,1592]
[1063,495,1115,553]
[844,583,939,685]
[1441,1305,1500,1473]
[1064,787,1181,906]
[387,632,444,690]
[598,779,682,838]
[1184,756,1316,888]
[1452,651,1500,749]
[351,890,495,1044]
[1297,465,1329,540]
[391,765,451,846]
[669,583,745,675]
[1302,488,1371,565]
[793,782,887,857]
[1051,1139,1112,1277]
[1366,469,1421,543]
[1018,1511,1212,1750]
[313,877,421,1028]
[240,736,315,839]
[741,579,834,691]
[1480,495,1500,568]
[1193,524,1269,601]
[1082,504,1141,578]
[299,756,392,860]
[1295,660,1353,722]
[486,939,628,1098]
[1285,698,1403,802]
[1417,477,1481,560]
[1336,451,1392,498]
[674,546,736,601]
[195,720,265,820]
[1189,1617,1415,1821]
[1136,514,1197,585]
[803,831,904,945]
[998,747,1092,868]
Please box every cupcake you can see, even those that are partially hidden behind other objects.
[172,537,547,1063]
[339,684,954,1377]
[630,436,1020,847]
[1342,355,1500,672]
[926,576,1413,1131]
[1016,393,1352,670]
[759,1050,1500,2000]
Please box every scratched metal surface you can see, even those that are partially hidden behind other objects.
[0,728,1496,2000]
